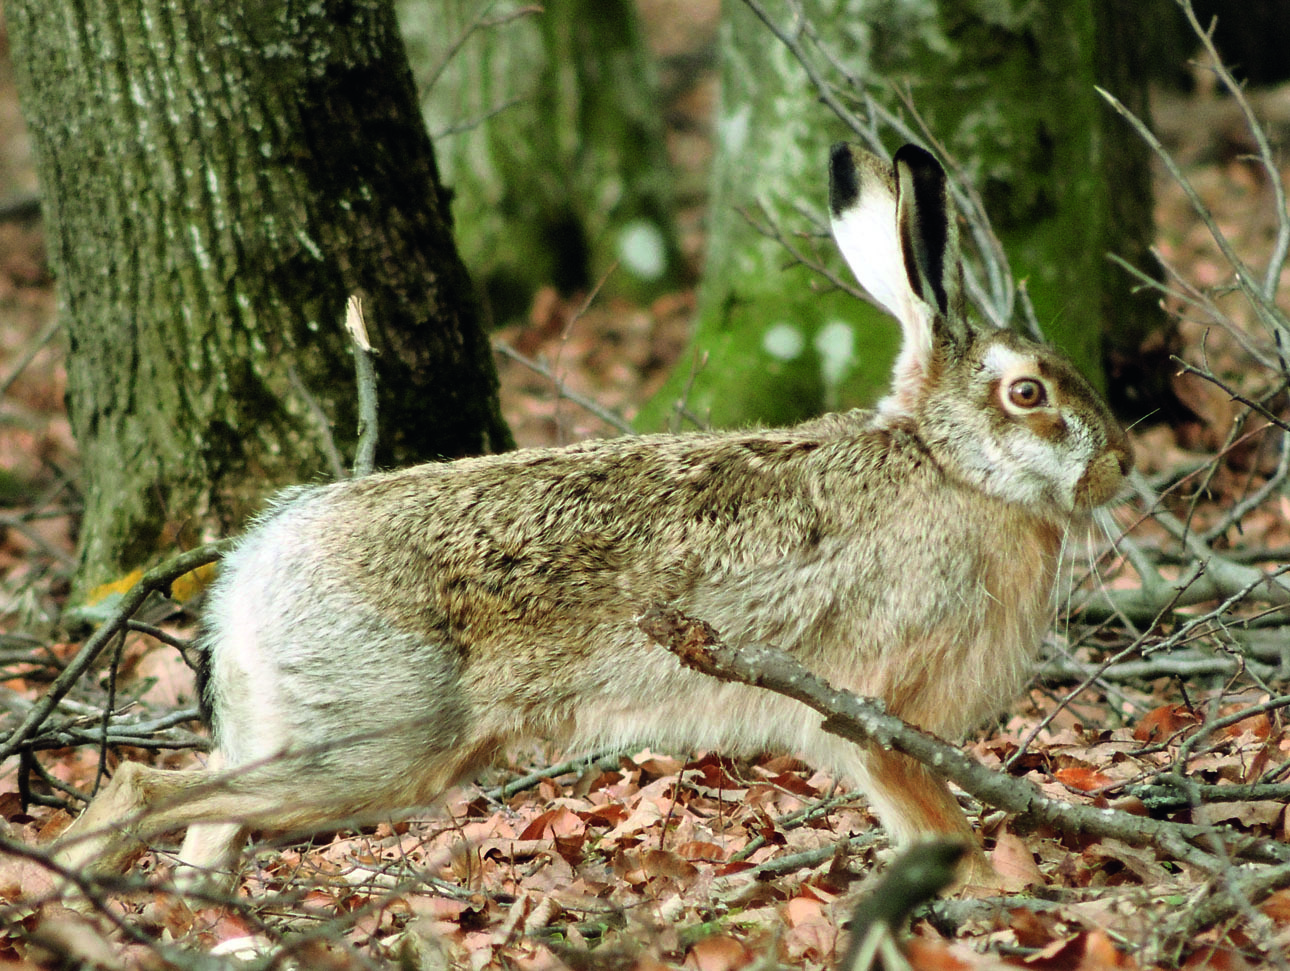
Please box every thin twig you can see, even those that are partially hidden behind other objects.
[0,316,61,400]
[1176,0,1290,304]
[287,364,346,481]
[492,342,636,436]
[1097,84,1290,346]
[345,295,380,478]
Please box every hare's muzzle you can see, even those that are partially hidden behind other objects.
[1075,446,1132,508]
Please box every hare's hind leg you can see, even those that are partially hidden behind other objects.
[53,760,244,878]
[171,751,245,885]
[174,822,246,886]
[53,756,373,882]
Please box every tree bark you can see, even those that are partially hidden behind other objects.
[399,0,685,324]
[1096,0,1181,421]
[6,0,512,600]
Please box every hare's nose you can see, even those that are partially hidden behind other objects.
[1076,450,1128,508]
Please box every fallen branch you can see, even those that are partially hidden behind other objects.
[1155,859,1290,966]
[635,603,1290,872]
[485,748,625,801]
[1037,646,1288,685]
[1129,782,1290,812]
[0,684,207,757]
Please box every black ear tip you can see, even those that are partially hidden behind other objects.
[893,143,942,178]
[828,142,859,216]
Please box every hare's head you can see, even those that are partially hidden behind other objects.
[828,143,1132,516]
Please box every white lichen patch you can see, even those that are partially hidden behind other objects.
[718,104,752,156]
[763,323,805,361]
[814,319,856,387]
[616,219,667,281]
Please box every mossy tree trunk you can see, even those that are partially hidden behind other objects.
[641,0,1165,431]
[398,0,685,324]
[641,0,881,431]
[6,0,512,601]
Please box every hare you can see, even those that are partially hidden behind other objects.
[54,143,1131,887]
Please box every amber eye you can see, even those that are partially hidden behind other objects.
[1007,378,1047,409]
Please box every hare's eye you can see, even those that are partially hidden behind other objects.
[1007,378,1047,409]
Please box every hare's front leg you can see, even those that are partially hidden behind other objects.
[860,748,997,885]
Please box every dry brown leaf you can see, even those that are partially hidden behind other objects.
[519,806,585,841]
[1261,888,1290,923]
[675,840,727,862]
[989,832,1044,891]
[781,893,836,964]
[1191,800,1285,829]
[1076,929,1139,970]
[1080,839,1174,886]
[21,911,121,969]
[1133,704,1200,743]
[683,934,752,970]
[906,936,978,970]
[641,848,699,884]
[1055,767,1116,793]
[1218,709,1272,741]
[1180,943,1256,970]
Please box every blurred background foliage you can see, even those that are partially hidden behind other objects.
[397,0,1290,431]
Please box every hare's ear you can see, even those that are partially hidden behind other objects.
[829,142,966,417]
[829,143,908,320]
[892,144,965,329]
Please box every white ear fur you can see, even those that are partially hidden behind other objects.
[828,143,956,420]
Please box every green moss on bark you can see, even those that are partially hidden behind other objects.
[7,0,512,600]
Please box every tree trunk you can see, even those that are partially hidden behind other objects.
[641,0,1165,430]
[1096,0,1182,421]
[6,0,512,600]
[398,0,685,324]
[638,0,887,431]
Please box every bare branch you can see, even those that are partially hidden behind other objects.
[637,604,1290,870]
[1097,83,1290,347]
[492,342,636,436]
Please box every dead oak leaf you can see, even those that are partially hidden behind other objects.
[1133,704,1201,743]
[1191,799,1285,829]
[988,832,1045,892]
[1055,766,1117,793]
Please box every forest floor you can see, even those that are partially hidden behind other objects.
[3,5,1290,971]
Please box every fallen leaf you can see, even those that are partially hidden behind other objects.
[906,936,975,970]
[1191,800,1285,829]
[24,912,120,968]
[1056,767,1115,792]
[1078,928,1138,969]
[519,806,584,841]
[675,840,727,862]
[989,832,1044,891]
[684,934,751,970]
[1133,704,1200,742]
[1261,888,1290,922]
